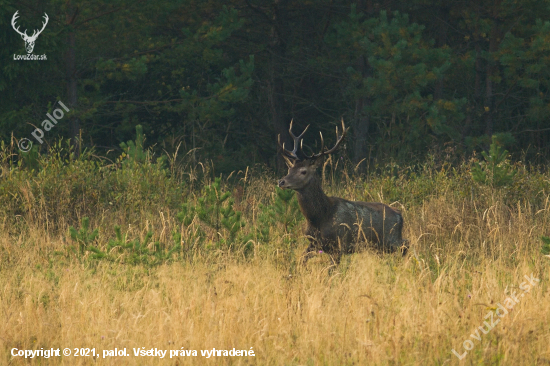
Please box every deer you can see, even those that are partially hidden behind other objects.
[11,11,49,54]
[277,120,408,265]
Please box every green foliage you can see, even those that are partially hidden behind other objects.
[68,217,99,255]
[119,124,146,166]
[105,226,180,266]
[219,198,245,243]
[175,202,204,251]
[500,19,550,124]
[177,202,195,227]
[68,220,180,266]
[542,236,550,256]
[0,139,182,230]
[471,135,517,188]
[256,187,303,270]
[3,1,550,167]
[328,8,465,157]
[258,188,303,242]
[186,177,251,251]
[19,144,40,172]
[196,177,232,233]
[118,125,167,168]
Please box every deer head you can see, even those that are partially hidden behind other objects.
[278,119,347,190]
[11,11,49,54]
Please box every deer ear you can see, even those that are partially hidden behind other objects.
[310,158,323,169]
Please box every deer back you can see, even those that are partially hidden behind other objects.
[327,198,403,252]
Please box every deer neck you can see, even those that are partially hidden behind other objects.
[295,175,333,227]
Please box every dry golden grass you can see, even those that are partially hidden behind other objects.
[1,168,550,365]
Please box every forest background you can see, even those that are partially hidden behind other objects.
[2,0,550,171]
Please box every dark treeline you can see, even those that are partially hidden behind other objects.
[2,0,550,173]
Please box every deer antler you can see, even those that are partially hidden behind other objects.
[11,11,48,40]
[303,119,348,160]
[277,119,309,161]
[278,119,348,162]
[11,11,27,38]
[31,13,49,39]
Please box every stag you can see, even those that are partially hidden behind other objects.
[278,120,407,264]
[11,11,49,54]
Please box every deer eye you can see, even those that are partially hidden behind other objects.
[301,170,306,175]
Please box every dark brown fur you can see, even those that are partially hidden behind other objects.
[279,159,407,264]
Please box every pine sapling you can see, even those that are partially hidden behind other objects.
[472,135,516,188]
[120,124,146,166]
[68,217,100,255]
[542,236,550,256]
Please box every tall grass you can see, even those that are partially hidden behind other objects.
[1,140,549,365]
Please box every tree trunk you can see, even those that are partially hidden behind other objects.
[485,2,501,140]
[353,97,370,171]
[352,1,373,172]
[434,5,449,101]
[65,4,80,155]
[463,39,483,144]
[268,0,289,172]
[353,55,370,171]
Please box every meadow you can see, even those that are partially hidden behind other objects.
[0,139,549,365]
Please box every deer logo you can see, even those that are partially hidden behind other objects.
[278,120,408,265]
[11,11,49,54]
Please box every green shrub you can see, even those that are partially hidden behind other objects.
[68,217,99,256]
[542,236,550,256]
[177,177,252,253]
[257,187,302,242]
[471,135,517,188]
[68,218,181,267]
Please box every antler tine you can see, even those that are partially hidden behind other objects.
[38,13,48,34]
[31,13,48,38]
[304,131,324,159]
[277,134,293,157]
[277,120,309,161]
[11,11,27,37]
[310,119,347,159]
[288,120,309,141]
